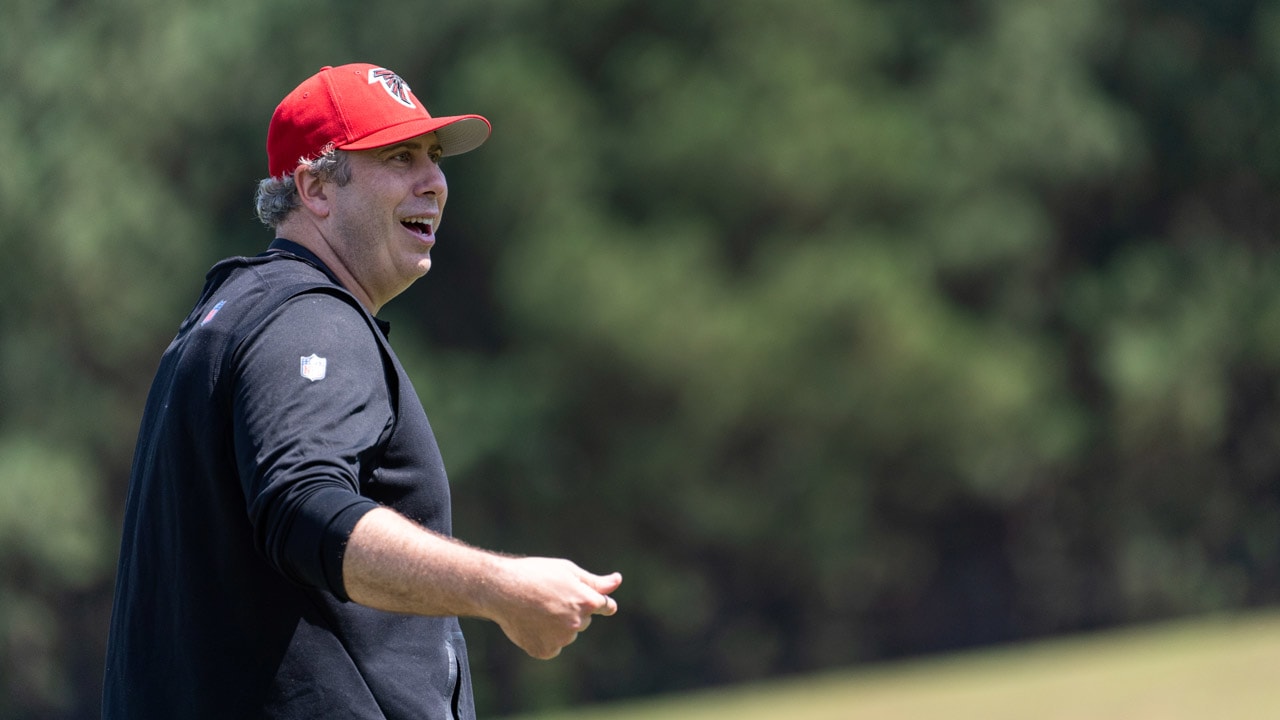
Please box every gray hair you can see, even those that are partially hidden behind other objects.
[254,148,354,228]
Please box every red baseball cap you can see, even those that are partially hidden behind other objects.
[266,63,492,178]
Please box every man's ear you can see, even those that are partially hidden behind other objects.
[294,166,331,218]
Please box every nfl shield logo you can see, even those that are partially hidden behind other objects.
[300,354,327,382]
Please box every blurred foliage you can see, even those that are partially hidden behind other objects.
[4,0,1280,717]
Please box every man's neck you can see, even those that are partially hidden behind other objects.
[271,223,380,314]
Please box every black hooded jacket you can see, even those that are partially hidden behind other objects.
[104,240,474,719]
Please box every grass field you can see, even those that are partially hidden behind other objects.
[508,611,1280,719]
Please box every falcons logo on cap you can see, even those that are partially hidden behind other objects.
[368,68,415,109]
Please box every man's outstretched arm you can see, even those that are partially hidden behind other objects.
[341,506,622,659]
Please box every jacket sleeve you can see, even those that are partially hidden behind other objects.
[231,292,390,601]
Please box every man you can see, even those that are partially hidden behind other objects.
[104,63,621,719]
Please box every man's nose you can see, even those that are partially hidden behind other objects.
[416,164,447,198]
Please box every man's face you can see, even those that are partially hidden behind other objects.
[323,131,447,308]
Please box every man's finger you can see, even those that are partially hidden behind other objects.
[593,593,618,616]
[582,571,623,594]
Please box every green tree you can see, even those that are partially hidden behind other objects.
[6,0,1280,717]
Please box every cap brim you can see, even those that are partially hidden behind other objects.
[435,116,492,157]
[339,114,492,157]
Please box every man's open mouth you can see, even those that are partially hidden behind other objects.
[401,216,434,238]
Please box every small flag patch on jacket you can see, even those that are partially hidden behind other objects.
[300,354,327,382]
[200,300,227,326]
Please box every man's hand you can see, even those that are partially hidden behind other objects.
[343,508,621,659]
[488,557,623,659]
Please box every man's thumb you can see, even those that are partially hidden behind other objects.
[589,571,623,594]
